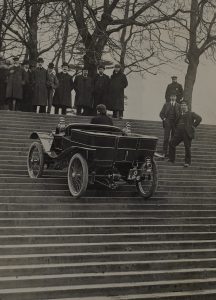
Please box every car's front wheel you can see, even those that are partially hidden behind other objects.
[68,153,88,198]
[136,159,158,199]
[27,141,44,178]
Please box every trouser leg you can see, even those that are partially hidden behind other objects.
[32,105,37,113]
[39,105,46,113]
[54,107,59,114]
[62,106,67,115]
[15,99,21,111]
[168,129,183,162]
[119,110,123,118]
[113,110,118,118]
[183,132,192,164]
[8,99,14,111]
[163,122,171,155]
[76,106,82,115]
[47,89,53,113]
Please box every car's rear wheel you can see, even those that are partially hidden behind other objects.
[136,159,158,199]
[27,142,44,178]
[68,153,88,198]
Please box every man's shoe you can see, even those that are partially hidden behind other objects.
[183,163,190,168]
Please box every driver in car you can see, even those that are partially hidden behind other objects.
[91,104,113,126]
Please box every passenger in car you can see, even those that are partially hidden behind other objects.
[55,116,66,134]
[91,104,113,126]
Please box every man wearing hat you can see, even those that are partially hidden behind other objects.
[107,64,128,119]
[165,76,183,103]
[6,56,25,111]
[46,62,59,113]
[32,57,48,113]
[91,104,113,125]
[168,102,202,167]
[0,55,8,110]
[21,60,32,112]
[160,92,181,157]
[53,62,74,115]
[93,64,110,114]
[74,67,94,116]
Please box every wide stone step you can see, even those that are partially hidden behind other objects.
[1,216,216,226]
[1,200,216,210]
[0,277,216,299]
[2,257,216,277]
[1,239,216,255]
[1,249,216,266]
[0,224,216,235]
[0,179,215,188]
[1,232,216,245]
[0,268,216,291]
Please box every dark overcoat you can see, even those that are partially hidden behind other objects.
[165,82,183,103]
[93,74,110,107]
[22,70,34,112]
[177,111,202,139]
[107,71,128,111]
[32,67,48,106]
[53,72,74,108]
[74,75,94,108]
[0,66,8,106]
[6,66,24,100]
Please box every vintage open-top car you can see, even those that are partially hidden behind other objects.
[27,123,158,198]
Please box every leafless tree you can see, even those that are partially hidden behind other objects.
[166,0,216,108]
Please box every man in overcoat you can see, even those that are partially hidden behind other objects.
[6,56,25,111]
[21,60,33,112]
[168,102,202,167]
[159,92,181,157]
[32,57,48,113]
[46,62,59,113]
[53,62,74,115]
[108,64,128,119]
[0,55,8,110]
[165,76,183,103]
[93,65,110,113]
[74,68,94,116]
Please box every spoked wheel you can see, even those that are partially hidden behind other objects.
[68,153,88,198]
[136,159,158,199]
[27,142,44,178]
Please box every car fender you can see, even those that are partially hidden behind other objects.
[29,132,54,153]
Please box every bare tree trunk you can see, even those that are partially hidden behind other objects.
[183,54,199,110]
[28,19,38,63]
[0,0,7,52]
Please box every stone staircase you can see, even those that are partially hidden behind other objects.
[0,110,216,299]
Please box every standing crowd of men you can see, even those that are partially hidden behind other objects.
[160,76,202,167]
[0,55,128,118]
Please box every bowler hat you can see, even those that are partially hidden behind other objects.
[98,64,105,70]
[13,56,19,61]
[62,62,69,67]
[114,63,121,68]
[37,57,44,63]
[48,62,54,69]
[22,59,29,65]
